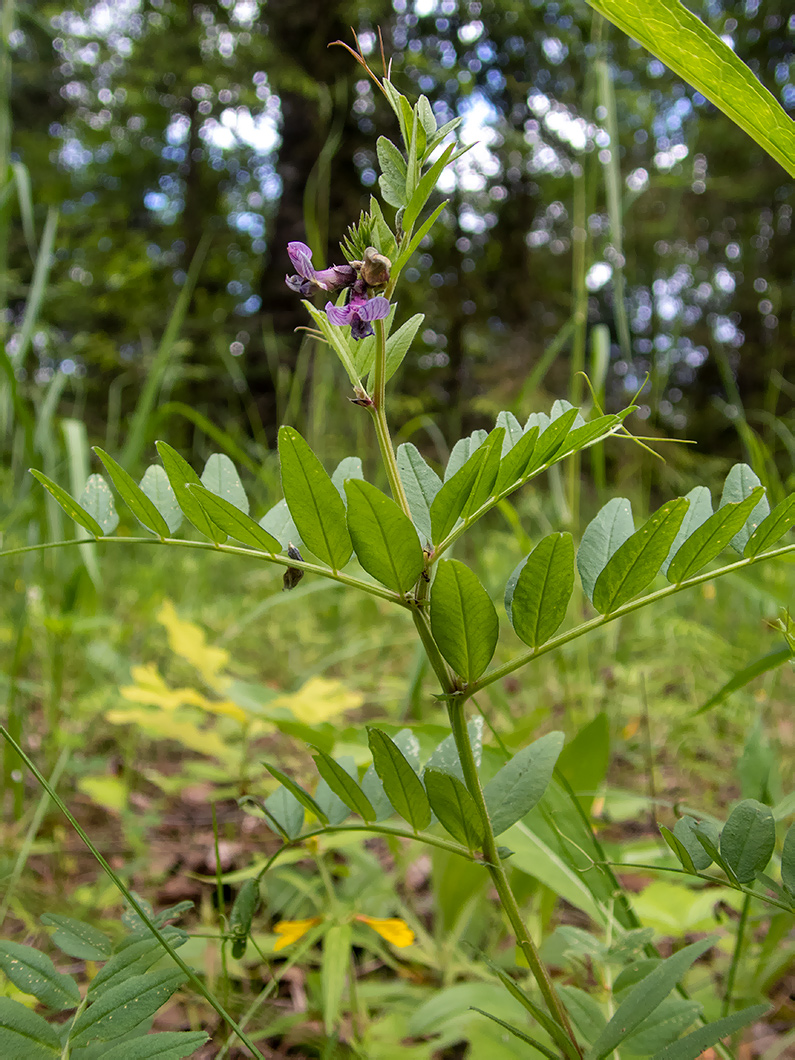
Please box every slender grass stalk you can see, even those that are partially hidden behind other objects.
[0,726,269,1060]
[723,892,752,1016]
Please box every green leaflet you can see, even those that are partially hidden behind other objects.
[667,488,764,582]
[623,997,702,1056]
[313,754,359,825]
[695,646,793,715]
[41,914,112,960]
[139,464,183,534]
[0,999,60,1058]
[430,559,499,683]
[424,768,483,848]
[527,406,581,470]
[445,430,487,481]
[593,497,689,614]
[743,493,795,557]
[368,728,431,831]
[719,463,770,552]
[584,0,795,177]
[345,479,424,593]
[278,426,352,570]
[661,485,712,576]
[484,732,564,836]
[200,452,249,514]
[460,427,504,520]
[94,447,171,537]
[423,717,483,786]
[0,940,80,1011]
[494,425,540,493]
[263,784,305,838]
[312,748,375,821]
[371,312,424,385]
[264,763,328,824]
[585,937,714,1060]
[258,497,302,551]
[189,484,280,553]
[495,410,524,453]
[397,442,442,546]
[331,456,364,503]
[507,532,574,648]
[577,496,634,602]
[30,469,103,538]
[156,441,225,543]
[431,430,502,543]
[377,135,407,207]
[229,879,260,940]
[672,816,713,871]
[102,1032,211,1060]
[79,474,119,535]
[648,1005,769,1060]
[70,970,186,1047]
[719,798,775,884]
[403,141,457,232]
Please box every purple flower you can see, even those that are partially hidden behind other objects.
[285,241,356,296]
[325,295,391,341]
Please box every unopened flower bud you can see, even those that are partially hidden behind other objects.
[360,246,391,288]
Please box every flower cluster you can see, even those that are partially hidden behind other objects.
[285,241,392,341]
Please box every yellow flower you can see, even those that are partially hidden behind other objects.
[356,915,414,948]
[272,917,323,951]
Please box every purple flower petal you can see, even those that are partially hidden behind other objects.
[324,301,354,326]
[356,296,392,322]
[287,241,315,280]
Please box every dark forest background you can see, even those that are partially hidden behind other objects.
[4,0,794,488]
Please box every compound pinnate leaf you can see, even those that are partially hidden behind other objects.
[312,748,375,821]
[430,559,499,683]
[667,488,764,582]
[345,479,424,593]
[94,447,170,537]
[30,469,102,538]
[424,768,483,848]
[719,463,770,552]
[156,441,225,543]
[719,798,775,884]
[0,998,60,1057]
[368,728,431,831]
[397,442,442,546]
[484,731,564,836]
[140,465,182,534]
[593,497,689,614]
[743,493,795,558]
[70,971,186,1047]
[189,484,280,552]
[507,532,574,648]
[278,426,352,570]
[0,941,80,1011]
[577,497,634,603]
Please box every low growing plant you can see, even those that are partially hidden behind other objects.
[3,26,795,1060]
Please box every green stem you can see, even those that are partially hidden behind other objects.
[0,534,404,605]
[723,891,752,1017]
[368,317,412,517]
[446,696,584,1057]
[0,726,269,1060]
[469,543,795,694]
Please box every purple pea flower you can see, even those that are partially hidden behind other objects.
[285,241,356,296]
[325,294,391,341]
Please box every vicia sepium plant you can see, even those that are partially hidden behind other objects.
[10,37,795,1060]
